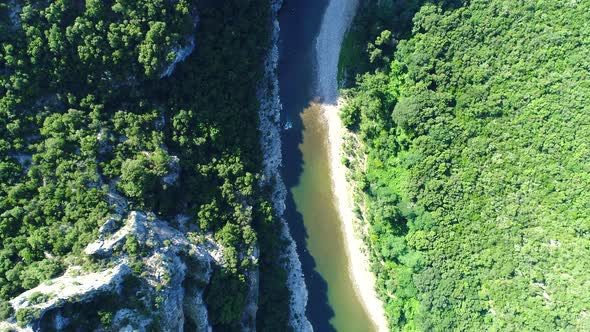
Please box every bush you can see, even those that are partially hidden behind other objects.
[0,300,14,320]
[16,308,40,327]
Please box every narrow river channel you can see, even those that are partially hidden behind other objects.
[278,0,377,331]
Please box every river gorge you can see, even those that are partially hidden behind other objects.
[278,0,385,330]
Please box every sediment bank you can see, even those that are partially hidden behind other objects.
[314,0,388,330]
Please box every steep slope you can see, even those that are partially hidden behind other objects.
[256,0,311,330]
[0,0,294,331]
[342,0,590,330]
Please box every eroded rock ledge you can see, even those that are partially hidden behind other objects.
[2,211,222,332]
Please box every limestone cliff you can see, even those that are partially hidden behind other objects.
[1,211,224,331]
[0,0,292,331]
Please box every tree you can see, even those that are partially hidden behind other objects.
[118,154,156,202]
[139,21,174,77]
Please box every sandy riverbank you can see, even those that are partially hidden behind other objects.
[314,0,388,330]
[322,102,388,332]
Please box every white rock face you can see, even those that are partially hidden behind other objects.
[84,211,147,257]
[256,0,312,330]
[0,321,27,331]
[5,210,221,332]
[240,245,260,331]
[98,215,120,235]
[159,12,199,78]
[184,287,211,332]
[9,262,132,326]
[113,309,152,331]
[107,189,128,215]
[96,129,113,154]
[162,155,181,185]
[160,38,196,78]
[149,254,186,330]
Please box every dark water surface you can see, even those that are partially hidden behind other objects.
[278,1,375,331]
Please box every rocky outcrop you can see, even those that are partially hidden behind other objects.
[8,263,131,329]
[240,245,260,331]
[160,14,200,78]
[160,38,196,78]
[84,215,132,257]
[112,309,152,331]
[4,211,219,332]
[162,155,180,185]
[184,287,210,332]
[7,0,21,28]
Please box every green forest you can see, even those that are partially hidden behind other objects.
[0,0,290,330]
[2,0,590,330]
[342,0,590,330]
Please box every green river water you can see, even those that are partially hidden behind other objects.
[291,103,376,332]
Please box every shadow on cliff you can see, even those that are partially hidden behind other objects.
[277,0,336,331]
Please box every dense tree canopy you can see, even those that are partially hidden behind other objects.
[0,0,291,330]
[342,0,590,330]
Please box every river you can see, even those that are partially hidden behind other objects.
[277,0,379,331]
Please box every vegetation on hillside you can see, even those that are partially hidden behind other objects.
[342,0,590,330]
[0,0,291,330]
